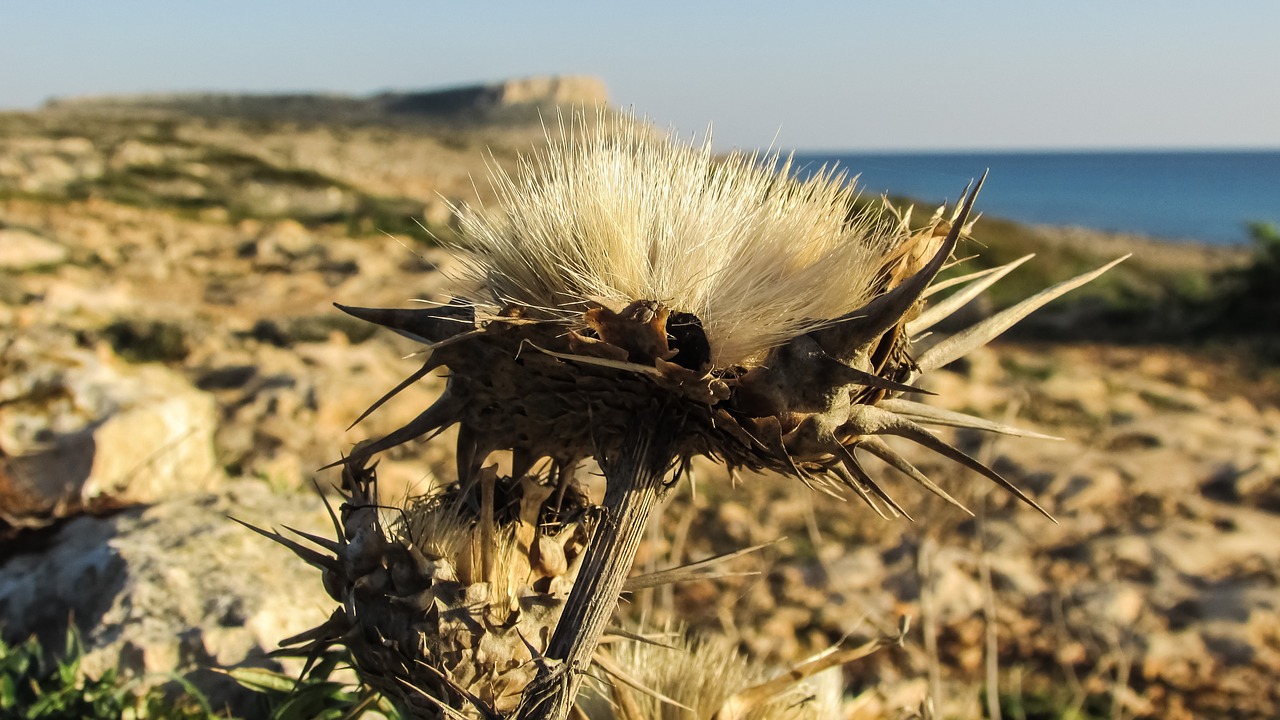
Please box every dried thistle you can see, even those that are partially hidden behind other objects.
[251,460,594,717]
[583,623,905,720]
[294,112,1123,718]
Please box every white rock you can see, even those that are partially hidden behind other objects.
[0,481,336,710]
[0,342,219,526]
[0,228,68,270]
[494,75,609,107]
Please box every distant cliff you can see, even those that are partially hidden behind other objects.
[43,75,610,125]
[380,76,608,116]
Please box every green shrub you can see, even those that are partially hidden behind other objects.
[0,628,212,719]
[102,319,191,363]
[0,629,395,719]
[1214,222,1280,332]
[221,653,399,720]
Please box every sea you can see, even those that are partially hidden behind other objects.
[787,150,1279,246]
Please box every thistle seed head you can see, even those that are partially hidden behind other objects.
[453,112,905,368]
[585,630,843,719]
[337,111,1122,516]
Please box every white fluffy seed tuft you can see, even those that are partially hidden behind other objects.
[451,112,909,367]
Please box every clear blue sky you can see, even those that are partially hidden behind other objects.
[3,1,1277,151]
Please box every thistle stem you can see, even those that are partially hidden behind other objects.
[518,418,677,720]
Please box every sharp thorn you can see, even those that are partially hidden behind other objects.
[335,390,462,470]
[229,517,341,571]
[346,355,443,430]
[810,175,985,359]
[924,257,1005,298]
[281,525,341,554]
[856,436,974,516]
[915,255,1129,373]
[846,404,1055,521]
[876,398,1062,440]
[829,463,889,519]
[908,254,1036,336]
[835,444,914,521]
[824,355,937,396]
[334,302,475,344]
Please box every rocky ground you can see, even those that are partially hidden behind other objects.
[1,91,1276,718]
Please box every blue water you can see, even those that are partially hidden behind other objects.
[788,151,1279,245]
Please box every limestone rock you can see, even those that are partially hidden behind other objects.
[233,182,357,221]
[492,75,609,108]
[0,480,334,711]
[0,136,104,194]
[0,338,219,531]
[379,75,609,119]
[193,337,444,496]
[0,228,68,270]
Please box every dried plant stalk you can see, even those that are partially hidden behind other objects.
[518,419,678,718]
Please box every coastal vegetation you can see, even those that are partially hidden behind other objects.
[1211,223,1280,336]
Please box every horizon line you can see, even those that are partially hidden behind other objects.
[779,145,1280,155]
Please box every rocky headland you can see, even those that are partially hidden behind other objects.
[1,78,1276,718]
